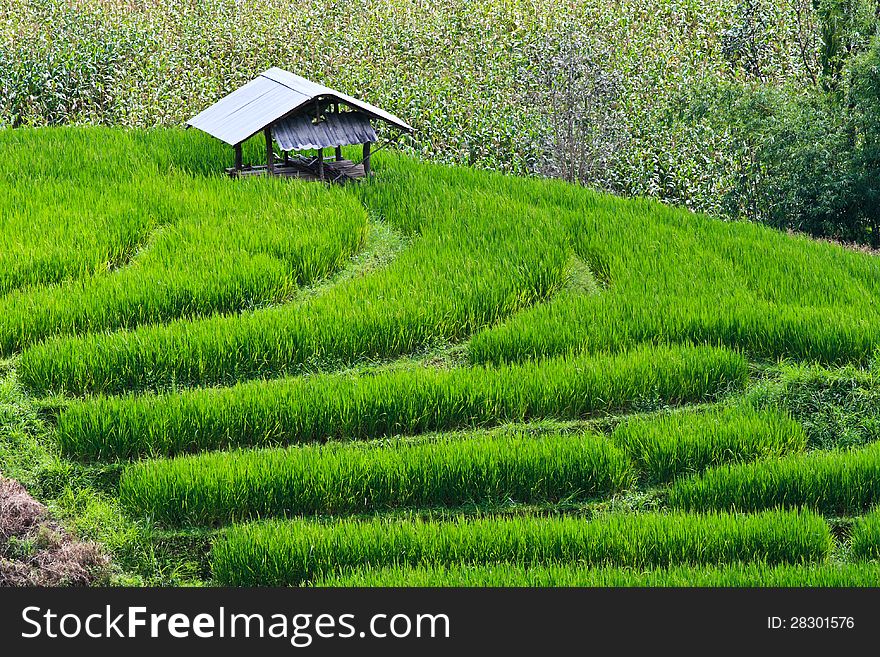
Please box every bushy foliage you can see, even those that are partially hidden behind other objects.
[710,1,880,246]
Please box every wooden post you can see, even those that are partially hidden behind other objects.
[333,103,343,161]
[264,127,274,175]
[363,141,372,177]
[234,143,242,170]
[317,148,324,181]
[283,150,290,165]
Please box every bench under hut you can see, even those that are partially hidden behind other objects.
[186,68,412,182]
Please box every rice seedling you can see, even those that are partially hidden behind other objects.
[315,561,880,587]
[211,509,832,585]
[119,432,635,525]
[15,140,880,396]
[0,127,228,295]
[0,128,367,353]
[667,443,880,514]
[18,170,573,394]
[57,343,748,460]
[461,165,880,367]
[850,508,880,560]
[612,405,806,484]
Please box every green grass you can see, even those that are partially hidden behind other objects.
[56,343,747,460]
[746,363,880,450]
[0,128,368,353]
[315,561,880,587]
[0,367,209,586]
[612,405,807,484]
[14,143,880,396]
[0,127,254,295]
[668,443,880,514]
[18,156,576,395]
[119,431,634,526]
[211,509,832,585]
[464,169,880,367]
[851,508,880,561]
[4,127,880,588]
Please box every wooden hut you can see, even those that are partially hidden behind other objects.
[186,68,412,182]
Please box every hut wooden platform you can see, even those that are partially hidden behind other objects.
[226,158,365,182]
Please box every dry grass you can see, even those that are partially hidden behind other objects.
[0,476,110,586]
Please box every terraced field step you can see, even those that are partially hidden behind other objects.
[19,160,579,395]
[119,432,635,525]
[210,509,832,585]
[612,405,807,483]
[57,343,748,460]
[668,442,880,513]
[851,508,880,560]
[0,129,369,355]
[19,146,880,398]
[315,562,880,587]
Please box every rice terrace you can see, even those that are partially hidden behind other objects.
[4,0,880,592]
[2,122,880,587]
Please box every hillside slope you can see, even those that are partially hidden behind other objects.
[1,127,879,586]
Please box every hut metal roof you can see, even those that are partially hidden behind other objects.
[186,68,412,146]
[273,112,378,151]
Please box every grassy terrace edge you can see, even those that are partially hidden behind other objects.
[314,562,880,587]
[119,432,634,525]
[668,443,880,514]
[211,509,832,586]
[56,344,748,460]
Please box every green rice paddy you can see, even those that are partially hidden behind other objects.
[3,126,880,587]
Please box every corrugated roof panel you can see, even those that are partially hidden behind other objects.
[261,67,332,98]
[210,86,308,146]
[262,67,412,131]
[330,90,413,132]
[187,78,311,145]
[187,77,272,132]
[273,112,378,150]
[187,68,412,146]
